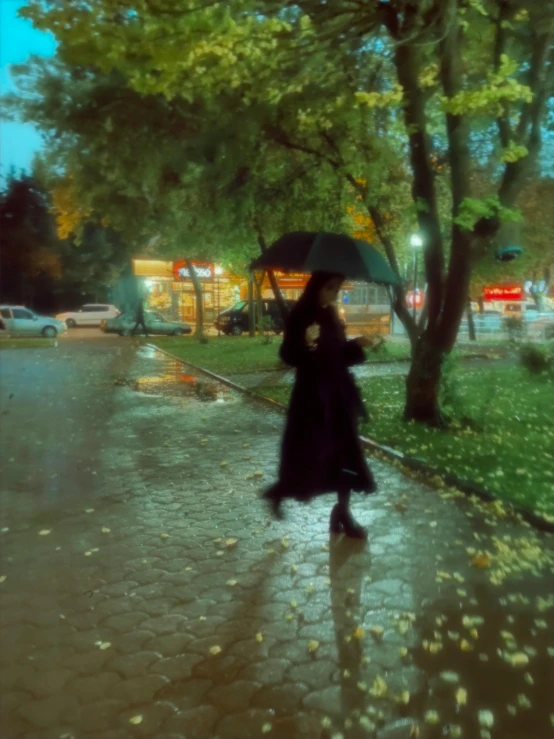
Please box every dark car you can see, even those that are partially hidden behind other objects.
[215,299,297,336]
[101,311,192,336]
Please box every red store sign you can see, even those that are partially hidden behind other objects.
[483,285,523,301]
[173,261,214,281]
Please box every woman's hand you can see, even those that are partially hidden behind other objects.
[305,323,321,350]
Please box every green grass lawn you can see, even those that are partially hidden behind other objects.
[0,337,57,349]
[261,366,554,519]
[147,335,496,376]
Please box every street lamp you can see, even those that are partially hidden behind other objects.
[215,266,223,337]
[410,234,423,320]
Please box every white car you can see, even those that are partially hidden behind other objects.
[0,305,67,338]
[56,304,120,328]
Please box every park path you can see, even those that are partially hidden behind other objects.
[0,341,553,739]
[230,354,514,391]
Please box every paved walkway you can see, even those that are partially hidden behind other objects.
[231,355,514,391]
[1,341,553,739]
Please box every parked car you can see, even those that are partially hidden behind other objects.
[56,304,120,328]
[0,306,67,338]
[215,299,297,336]
[101,310,192,336]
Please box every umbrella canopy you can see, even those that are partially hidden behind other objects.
[250,231,400,286]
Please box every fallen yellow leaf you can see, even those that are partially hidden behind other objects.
[209,645,222,656]
[38,529,51,536]
[509,652,529,667]
[455,688,467,706]
[424,711,439,725]
[397,690,410,705]
[307,639,319,653]
[478,710,494,728]
[369,675,388,697]
[255,632,263,643]
[471,552,492,568]
[129,716,143,725]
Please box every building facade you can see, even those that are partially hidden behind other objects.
[130,259,391,332]
[132,259,238,323]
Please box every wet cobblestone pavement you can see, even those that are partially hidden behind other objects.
[1,341,553,739]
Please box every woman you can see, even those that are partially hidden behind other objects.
[264,271,378,538]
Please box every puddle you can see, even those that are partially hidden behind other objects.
[114,354,234,403]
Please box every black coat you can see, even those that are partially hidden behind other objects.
[270,303,377,502]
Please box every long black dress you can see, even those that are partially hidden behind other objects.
[267,302,377,502]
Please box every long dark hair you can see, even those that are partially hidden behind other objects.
[293,270,345,325]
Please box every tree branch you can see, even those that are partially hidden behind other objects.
[493,0,512,149]
[498,32,553,208]
[391,3,444,333]
[264,124,341,169]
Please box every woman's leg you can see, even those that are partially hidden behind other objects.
[336,489,367,539]
[263,484,284,520]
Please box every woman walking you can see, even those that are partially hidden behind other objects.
[263,271,378,539]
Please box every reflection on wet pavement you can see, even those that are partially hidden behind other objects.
[0,342,553,739]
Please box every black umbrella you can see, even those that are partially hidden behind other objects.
[250,231,400,286]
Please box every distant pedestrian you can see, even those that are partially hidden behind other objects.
[131,299,149,337]
[263,271,378,538]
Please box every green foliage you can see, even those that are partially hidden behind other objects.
[519,343,553,375]
[441,54,533,117]
[454,196,522,231]
[500,141,529,163]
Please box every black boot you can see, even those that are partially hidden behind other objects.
[330,504,343,534]
[339,508,367,539]
[262,486,284,520]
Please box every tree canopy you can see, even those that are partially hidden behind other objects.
[10,0,554,422]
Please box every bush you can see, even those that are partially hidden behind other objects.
[519,343,552,375]
[257,315,274,344]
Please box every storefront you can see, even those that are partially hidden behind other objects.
[132,259,237,323]
[482,284,523,312]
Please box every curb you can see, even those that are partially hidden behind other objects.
[146,343,554,534]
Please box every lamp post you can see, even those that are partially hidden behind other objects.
[215,266,223,337]
[410,234,423,320]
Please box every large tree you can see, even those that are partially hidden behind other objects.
[20,0,554,423]
[0,168,132,310]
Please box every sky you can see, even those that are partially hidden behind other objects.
[0,0,57,177]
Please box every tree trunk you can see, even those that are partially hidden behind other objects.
[253,216,289,322]
[247,275,255,337]
[253,272,264,334]
[404,335,445,426]
[467,297,476,341]
[186,259,204,339]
